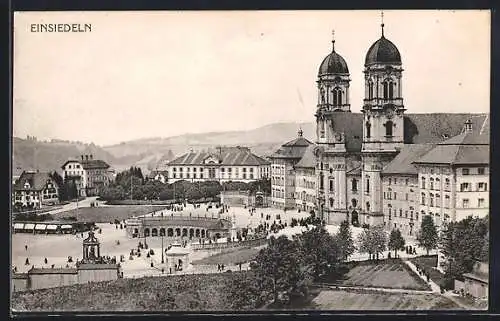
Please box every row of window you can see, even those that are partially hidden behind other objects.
[367,79,397,100]
[462,198,486,208]
[387,208,418,221]
[171,172,256,180]
[272,188,285,199]
[384,190,412,201]
[388,178,412,186]
[172,167,256,173]
[365,120,394,139]
[67,164,81,169]
[459,182,488,192]
[462,168,486,176]
[295,191,315,203]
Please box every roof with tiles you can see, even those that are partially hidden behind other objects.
[167,146,270,166]
[414,119,489,166]
[295,145,317,168]
[382,144,435,175]
[270,129,313,160]
[13,171,57,191]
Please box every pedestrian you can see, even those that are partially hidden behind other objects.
[25,245,28,251]
[44,257,48,264]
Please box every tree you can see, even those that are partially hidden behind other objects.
[388,229,405,258]
[296,225,341,281]
[439,216,488,285]
[357,225,387,260]
[417,215,438,255]
[337,220,356,261]
[250,235,312,306]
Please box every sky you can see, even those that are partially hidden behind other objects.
[13,10,490,146]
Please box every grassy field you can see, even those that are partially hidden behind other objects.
[52,206,170,223]
[410,255,438,269]
[341,259,431,291]
[410,255,447,288]
[311,288,462,310]
[12,272,248,312]
[191,247,262,265]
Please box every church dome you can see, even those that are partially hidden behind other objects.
[365,35,401,66]
[318,48,349,76]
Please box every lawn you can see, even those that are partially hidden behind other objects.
[191,247,262,265]
[311,288,463,310]
[11,272,247,312]
[52,206,170,223]
[340,259,431,291]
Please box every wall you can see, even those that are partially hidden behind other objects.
[12,277,29,292]
[465,278,488,299]
[29,273,79,291]
[77,269,119,284]
[454,166,489,222]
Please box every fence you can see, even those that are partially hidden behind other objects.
[191,237,267,251]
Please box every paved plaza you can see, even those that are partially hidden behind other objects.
[12,203,434,278]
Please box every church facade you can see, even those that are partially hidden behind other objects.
[270,20,490,237]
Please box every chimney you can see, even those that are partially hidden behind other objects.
[85,155,89,161]
[464,119,473,132]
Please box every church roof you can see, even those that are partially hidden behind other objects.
[319,50,349,75]
[382,144,435,175]
[167,146,270,166]
[322,113,488,153]
[295,145,316,168]
[414,120,489,166]
[365,35,402,66]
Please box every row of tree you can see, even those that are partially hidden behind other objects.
[99,167,271,201]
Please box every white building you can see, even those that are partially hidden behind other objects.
[165,146,270,183]
[61,154,112,197]
[268,130,313,210]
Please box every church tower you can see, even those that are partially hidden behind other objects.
[361,13,405,226]
[315,31,351,224]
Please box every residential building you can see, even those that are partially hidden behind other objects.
[269,129,313,210]
[148,170,169,184]
[61,154,111,197]
[294,144,317,213]
[13,171,60,209]
[165,146,270,183]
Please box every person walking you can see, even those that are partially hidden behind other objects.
[25,245,28,251]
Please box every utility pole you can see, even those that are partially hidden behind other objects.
[130,175,133,201]
[161,234,164,263]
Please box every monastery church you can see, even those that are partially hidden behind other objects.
[270,18,490,236]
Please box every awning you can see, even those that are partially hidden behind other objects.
[46,225,57,230]
[61,225,73,229]
[14,223,24,229]
[35,224,47,230]
[24,223,35,230]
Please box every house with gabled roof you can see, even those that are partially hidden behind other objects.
[13,170,60,209]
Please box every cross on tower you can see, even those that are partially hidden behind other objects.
[331,29,335,50]
[381,11,385,36]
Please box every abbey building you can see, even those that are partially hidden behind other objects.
[270,21,489,236]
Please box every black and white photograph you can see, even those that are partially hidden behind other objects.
[11,10,490,312]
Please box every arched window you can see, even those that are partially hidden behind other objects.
[421,193,426,205]
[320,87,326,104]
[383,79,394,99]
[366,176,370,194]
[421,177,426,189]
[430,178,434,190]
[368,80,374,99]
[366,202,371,212]
[385,120,393,137]
[319,173,324,190]
[329,198,334,207]
[351,198,358,208]
[333,87,342,106]
[366,121,371,138]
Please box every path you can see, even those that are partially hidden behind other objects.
[315,283,433,295]
[43,197,101,215]
[404,260,441,293]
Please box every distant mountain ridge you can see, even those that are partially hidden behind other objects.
[12,114,488,176]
